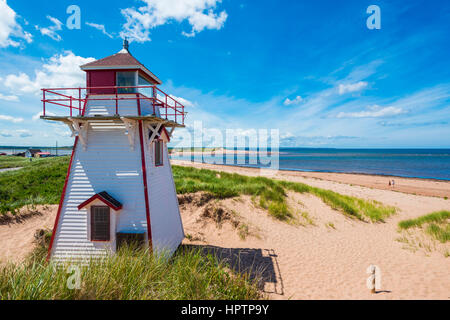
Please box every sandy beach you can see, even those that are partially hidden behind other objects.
[174,160,450,299]
[1,161,449,299]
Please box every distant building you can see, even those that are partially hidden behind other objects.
[25,149,42,158]
[36,152,51,158]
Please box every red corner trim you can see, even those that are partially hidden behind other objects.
[137,95,153,249]
[77,194,122,211]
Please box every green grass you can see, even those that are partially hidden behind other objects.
[398,211,450,243]
[173,166,396,222]
[0,158,395,222]
[398,211,450,230]
[0,244,262,300]
[0,155,34,169]
[0,156,69,215]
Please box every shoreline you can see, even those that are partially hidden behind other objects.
[171,160,450,198]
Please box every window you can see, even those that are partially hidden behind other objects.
[91,206,110,241]
[138,75,153,97]
[117,71,136,94]
[155,140,163,166]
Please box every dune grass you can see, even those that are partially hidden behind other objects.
[0,157,395,222]
[0,244,262,300]
[0,155,34,169]
[398,211,450,243]
[0,156,69,215]
[173,166,396,222]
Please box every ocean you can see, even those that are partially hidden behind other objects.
[2,146,449,180]
[171,148,450,181]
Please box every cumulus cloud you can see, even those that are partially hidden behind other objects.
[4,51,95,94]
[0,0,32,47]
[86,22,113,38]
[338,81,368,95]
[36,15,63,41]
[0,114,24,123]
[283,96,303,106]
[336,105,407,118]
[0,93,19,101]
[120,0,228,42]
[170,95,195,108]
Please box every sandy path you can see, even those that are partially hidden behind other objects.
[171,160,450,198]
[0,205,57,264]
[176,160,450,300]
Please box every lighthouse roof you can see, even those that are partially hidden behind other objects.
[80,41,162,85]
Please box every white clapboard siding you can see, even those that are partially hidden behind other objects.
[145,135,184,256]
[51,98,148,261]
[51,96,184,262]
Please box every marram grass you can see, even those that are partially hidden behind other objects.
[0,156,396,222]
[398,210,450,243]
[173,166,396,222]
[0,245,262,300]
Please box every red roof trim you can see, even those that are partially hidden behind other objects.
[78,193,122,211]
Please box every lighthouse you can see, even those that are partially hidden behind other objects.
[42,40,186,262]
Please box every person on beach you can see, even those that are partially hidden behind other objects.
[389,180,391,186]
[392,180,395,187]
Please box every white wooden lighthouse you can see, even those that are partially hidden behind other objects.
[42,40,185,262]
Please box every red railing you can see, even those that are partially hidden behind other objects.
[41,86,186,125]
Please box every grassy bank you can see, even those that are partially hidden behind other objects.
[399,211,450,243]
[0,156,69,214]
[0,244,262,300]
[0,157,395,222]
[0,155,35,169]
[173,166,396,222]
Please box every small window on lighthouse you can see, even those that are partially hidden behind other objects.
[91,206,111,241]
[117,71,136,94]
[155,140,163,166]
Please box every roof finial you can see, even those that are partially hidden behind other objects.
[123,38,129,52]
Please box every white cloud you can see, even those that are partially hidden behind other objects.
[0,93,19,101]
[170,95,195,108]
[86,22,113,38]
[16,129,32,138]
[120,0,228,42]
[338,81,368,95]
[4,51,95,94]
[32,111,56,121]
[0,114,24,123]
[36,15,63,41]
[0,131,13,137]
[0,0,32,47]
[336,105,407,118]
[283,96,303,106]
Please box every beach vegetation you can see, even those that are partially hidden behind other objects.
[0,243,262,300]
[0,157,69,215]
[173,166,396,222]
[0,157,396,223]
[398,211,450,243]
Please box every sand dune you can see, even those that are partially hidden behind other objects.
[176,160,450,300]
[1,162,449,299]
[0,205,57,264]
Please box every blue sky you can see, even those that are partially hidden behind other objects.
[0,0,449,148]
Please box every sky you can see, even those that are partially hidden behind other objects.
[0,0,449,148]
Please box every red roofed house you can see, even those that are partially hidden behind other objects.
[41,40,186,262]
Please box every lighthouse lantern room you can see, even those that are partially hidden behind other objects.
[42,40,186,262]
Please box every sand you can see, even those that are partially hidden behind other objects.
[1,161,449,299]
[0,205,57,264]
[175,160,450,300]
[172,160,450,198]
